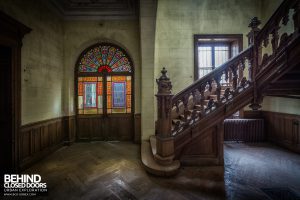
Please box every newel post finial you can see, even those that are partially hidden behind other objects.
[248,17,261,30]
[155,67,175,165]
[156,67,172,95]
[247,17,261,45]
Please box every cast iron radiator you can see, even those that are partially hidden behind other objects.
[224,119,265,142]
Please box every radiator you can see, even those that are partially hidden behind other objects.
[224,119,265,142]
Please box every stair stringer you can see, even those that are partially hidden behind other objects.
[173,86,254,166]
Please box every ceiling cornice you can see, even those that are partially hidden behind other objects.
[49,0,138,20]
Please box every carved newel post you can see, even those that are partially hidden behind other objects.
[155,67,175,165]
[247,17,261,81]
[247,17,262,110]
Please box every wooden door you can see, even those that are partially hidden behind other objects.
[76,75,134,141]
[75,43,134,141]
[0,45,12,173]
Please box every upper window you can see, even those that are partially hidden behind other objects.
[78,45,132,73]
[76,43,133,115]
[194,34,243,80]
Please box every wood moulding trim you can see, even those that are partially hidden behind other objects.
[262,111,300,154]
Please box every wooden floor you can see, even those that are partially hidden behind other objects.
[24,142,300,200]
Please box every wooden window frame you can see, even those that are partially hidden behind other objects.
[194,34,243,81]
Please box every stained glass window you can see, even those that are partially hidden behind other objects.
[78,45,132,73]
[78,77,103,114]
[77,43,132,115]
[106,76,131,114]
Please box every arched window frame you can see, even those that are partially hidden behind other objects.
[75,43,134,115]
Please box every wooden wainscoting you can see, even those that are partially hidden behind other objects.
[20,116,75,170]
[263,111,300,153]
[134,114,141,143]
[76,114,134,141]
[243,110,263,119]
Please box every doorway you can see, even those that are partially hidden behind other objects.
[0,45,12,173]
[75,43,134,141]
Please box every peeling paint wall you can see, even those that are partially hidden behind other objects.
[0,0,64,125]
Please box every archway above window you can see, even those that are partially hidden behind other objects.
[78,44,132,73]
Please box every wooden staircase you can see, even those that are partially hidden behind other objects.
[142,0,300,176]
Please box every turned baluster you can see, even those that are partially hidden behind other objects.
[293,0,300,34]
[183,95,189,122]
[238,59,245,84]
[271,25,280,54]
[200,85,205,115]
[214,74,222,104]
[231,65,238,91]
[225,68,229,85]
[248,57,253,81]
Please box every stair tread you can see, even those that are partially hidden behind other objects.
[141,139,180,176]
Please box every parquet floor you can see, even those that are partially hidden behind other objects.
[24,142,300,200]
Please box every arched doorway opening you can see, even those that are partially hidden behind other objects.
[75,43,134,141]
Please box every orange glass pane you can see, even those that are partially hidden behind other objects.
[82,77,97,82]
[126,80,131,94]
[112,76,126,81]
[97,82,103,95]
[126,108,131,113]
[107,96,112,109]
[107,82,112,95]
[78,82,83,95]
[126,95,131,108]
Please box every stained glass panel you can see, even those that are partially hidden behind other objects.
[78,76,103,115]
[112,82,126,108]
[106,75,132,114]
[84,83,97,108]
[78,45,132,73]
[77,44,132,115]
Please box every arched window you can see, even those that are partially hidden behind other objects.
[76,43,133,115]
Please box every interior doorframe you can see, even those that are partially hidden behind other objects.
[74,42,135,141]
[0,11,31,172]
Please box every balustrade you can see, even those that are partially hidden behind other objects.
[154,0,300,165]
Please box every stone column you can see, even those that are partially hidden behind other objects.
[155,67,175,165]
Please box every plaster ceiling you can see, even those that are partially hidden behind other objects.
[50,0,138,20]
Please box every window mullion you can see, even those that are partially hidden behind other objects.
[103,74,108,116]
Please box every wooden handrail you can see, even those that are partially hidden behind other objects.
[172,46,253,104]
